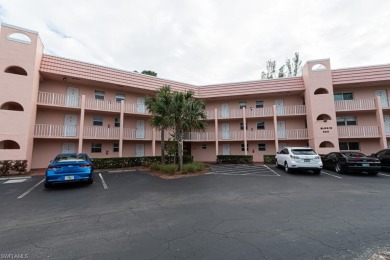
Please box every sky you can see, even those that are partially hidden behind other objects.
[1,0,389,85]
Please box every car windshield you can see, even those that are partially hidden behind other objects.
[341,152,366,157]
[291,149,316,155]
[54,155,87,162]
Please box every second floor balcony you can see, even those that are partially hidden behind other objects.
[34,124,79,138]
[337,126,380,138]
[334,99,376,112]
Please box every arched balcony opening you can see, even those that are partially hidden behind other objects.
[319,141,335,148]
[314,88,329,95]
[4,66,28,76]
[317,114,332,122]
[7,33,32,44]
[0,140,20,149]
[0,102,24,111]
[312,64,327,71]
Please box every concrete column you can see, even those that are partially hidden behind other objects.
[119,100,125,157]
[214,108,219,156]
[243,107,247,155]
[375,96,387,149]
[78,95,86,153]
[152,128,156,156]
[272,105,279,152]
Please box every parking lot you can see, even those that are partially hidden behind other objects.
[1,166,390,259]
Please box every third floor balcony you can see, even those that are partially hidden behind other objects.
[334,98,376,112]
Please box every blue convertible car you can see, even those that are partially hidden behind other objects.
[45,153,94,188]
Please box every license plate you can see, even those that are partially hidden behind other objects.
[304,159,310,162]
[65,176,74,180]
[362,163,369,167]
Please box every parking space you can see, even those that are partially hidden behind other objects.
[209,164,280,176]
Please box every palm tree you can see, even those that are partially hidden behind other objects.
[145,85,172,164]
[169,90,207,172]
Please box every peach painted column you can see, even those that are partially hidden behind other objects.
[214,108,219,156]
[375,96,387,149]
[78,95,86,153]
[119,100,125,157]
[272,105,279,152]
[243,107,247,155]
[152,129,156,156]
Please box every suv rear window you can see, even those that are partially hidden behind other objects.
[55,155,87,162]
[291,149,316,155]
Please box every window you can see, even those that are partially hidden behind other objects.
[239,102,247,109]
[201,144,207,150]
[255,101,264,108]
[240,122,247,130]
[113,143,119,152]
[95,90,105,100]
[258,144,266,151]
[91,143,102,153]
[93,116,103,126]
[116,93,125,102]
[0,140,20,149]
[115,118,120,127]
[334,93,353,101]
[256,122,265,130]
[241,143,248,151]
[4,66,28,76]
[339,142,360,151]
[337,116,357,126]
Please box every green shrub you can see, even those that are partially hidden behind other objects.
[91,156,193,169]
[263,155,277,164]
[216,155,253,164]
[0,160,28,176]
[160,164,178,175]
[182,162,205,173]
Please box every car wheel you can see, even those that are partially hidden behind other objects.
[313,169,321,175]
[44,181,51,189]
[87,177,94,185]
[284,162,291,173]
[335,163,344,174]
[368,171,378,176]
[275,160,279,168]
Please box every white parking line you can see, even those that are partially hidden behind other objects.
[379,173,390,177]
[99,173,108,189]
[321,171,342,179]
[17,179,45,199]
[264,165,280,176]
[0,176,31,181]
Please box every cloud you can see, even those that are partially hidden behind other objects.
[0,4,6,22]
[46,22,71,39]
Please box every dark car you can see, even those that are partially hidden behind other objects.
[44,153,94,188]
[321,152,381,175]
[371,149,390,171]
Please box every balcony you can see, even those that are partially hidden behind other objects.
[124,103,151,115]
[246,107,273,118]
[276,105,306,116]
[247,130,275,140]
[123,129,153,140]
[277,129,308,139]
[218,109,244,119]
[219,131,244,141]
[338,126,380,138]
[85,98,121,112]
[37,92,80,108]
[205,110,215,120]
[83,126,120,139]
[183,132,215,141]
[34,124,79,138]
[334,99,376,112]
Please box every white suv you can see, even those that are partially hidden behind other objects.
[275,147,322,174]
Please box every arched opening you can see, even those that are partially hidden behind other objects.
[7,33,32,44]
[312,64,327,71]
[319,141,335,148]
[0,140,20,149]
[0,102,24,111]
[4,66,28,76]
[317,114,332,121]
[314,88,329,95]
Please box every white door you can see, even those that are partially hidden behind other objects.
[277,121,286,138]
[135,143,145,157]
[384,115,390,135]
[222,144,230,155]
[66,87,79,107]
[64,114,77,137]
[62,143,76,153]
[376,90,389,108]
[275,99,284,115]
[221,123,230,140]
[221,103,229,118]
[137,97,145,113]
[136,120,145,139]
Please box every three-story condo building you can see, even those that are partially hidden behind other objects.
[1,23,390,170]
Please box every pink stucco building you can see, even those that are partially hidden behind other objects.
[1,23,390,170]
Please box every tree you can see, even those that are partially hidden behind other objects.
[145,85,172,164]
[169,90,207,172]
[286,52,302,77]
[261,60,276,79]
[141,70,157,77]
[261,52,302,79]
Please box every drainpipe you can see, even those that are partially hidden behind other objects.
[215,108,219,157]
[375,96,387,149]
[273,105,279,152]
[78,95,86,153]
[152,128,156,156]
[243,107,247,155]
[119,100,124,157]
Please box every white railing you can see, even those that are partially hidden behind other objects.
[37,92,80,108]
[282,105,306,115]
[334,99,376,111]
[278,129,308,139]
[124,103,151,115]
[246,107,273,117]
[205,110,215,120]
[183,132,215,141]
[123,129,152,140]
[85,98,121,112]
[219,131,244,140]
[34,124,79,138]
[219,109,243,119]
[338,126,379,137]
[155,130,175,141]
[83,126,120,139]
[247,130,274,140]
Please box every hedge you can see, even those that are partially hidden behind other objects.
[91,155,193,169]
[263,155,277,164]
[216,155,253,164]
[0,160,28,176]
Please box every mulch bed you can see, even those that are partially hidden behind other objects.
[136,166,211,179]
